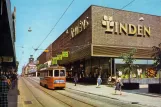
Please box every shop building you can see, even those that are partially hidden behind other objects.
[37,5,161,83]
[0,0,17,75]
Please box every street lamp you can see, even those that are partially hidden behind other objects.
[28,27,32,32]
[139,17,144,21]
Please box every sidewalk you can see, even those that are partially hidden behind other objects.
[66,82,161,107]
[8,80,22,107]
[8,78,43,107]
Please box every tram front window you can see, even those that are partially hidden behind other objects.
[54,70,59,77]
[60,70,65,76]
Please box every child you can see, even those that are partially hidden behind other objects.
[115,78,122,95]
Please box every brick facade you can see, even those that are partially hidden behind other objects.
[37,5,161,64]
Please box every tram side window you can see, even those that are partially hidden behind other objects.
[49,70,53,76]
[60,70,65,76]
[54,70,59,77]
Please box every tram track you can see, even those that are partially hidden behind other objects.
[27,77,143,107]
[22,77,46,107]
[24,77,96,107]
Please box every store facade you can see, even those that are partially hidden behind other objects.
[0,0,17,75]
[38,5,161,83]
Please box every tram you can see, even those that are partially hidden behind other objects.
[39,66,66,89]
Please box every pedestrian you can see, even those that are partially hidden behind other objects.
[74,74,78,86]
[0,75,10,107]
[114,78,123,95]
[137,68,142,78]
[11,72,17,89]
[97,75,102,87]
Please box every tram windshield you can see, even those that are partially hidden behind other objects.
[60,70,65,76]
[54,70,65,77]
[54,70,59,77]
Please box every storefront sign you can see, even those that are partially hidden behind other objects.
[0,56,13,62]
[62,51,68,57]
[102,15,151,37]
[71,18,89,38]
[57,55,62,60]
[52,57,57,65]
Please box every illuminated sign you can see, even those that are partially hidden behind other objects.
[102,15,151,37]
[71,17,89,38]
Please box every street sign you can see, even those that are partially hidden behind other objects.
[62,51,68,57]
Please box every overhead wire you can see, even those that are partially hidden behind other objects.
[32,0,75,56]
[32,0,136,58]
[112,0,136,16]
[24,0,136,63]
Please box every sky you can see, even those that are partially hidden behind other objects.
[10,0,161,74]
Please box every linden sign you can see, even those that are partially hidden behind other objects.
[102,15,151,37]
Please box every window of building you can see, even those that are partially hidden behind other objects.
[54,70,59,77]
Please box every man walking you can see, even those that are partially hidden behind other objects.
[74,74,78,86]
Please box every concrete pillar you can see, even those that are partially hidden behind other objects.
[110,58,115,76]
[113,58,116,77]
[110,58,112,77]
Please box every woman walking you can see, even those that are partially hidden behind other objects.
[97,75,102,87]
[115,78,122,95]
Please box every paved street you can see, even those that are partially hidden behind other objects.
[29,77,161,107]
[8,77,154,107]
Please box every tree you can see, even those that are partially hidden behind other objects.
[152,43,161,73]
[152,43,161,91]
[120,48,137,83]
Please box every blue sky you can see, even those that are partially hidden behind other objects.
[10,0,161,74]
